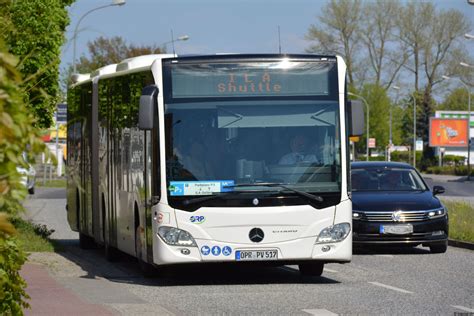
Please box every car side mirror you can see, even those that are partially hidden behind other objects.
[348,100,364,137]
[139,85,159,130]
[433,185,445,195]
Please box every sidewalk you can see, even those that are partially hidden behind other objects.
[21,263,116,315]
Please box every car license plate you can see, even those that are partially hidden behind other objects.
[380,224,413,235]
[235,250,278,261]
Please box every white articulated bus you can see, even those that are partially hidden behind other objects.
[67,54,364,276]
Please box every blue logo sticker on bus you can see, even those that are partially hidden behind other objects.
[222,246,232,256]
[211,246,221,256]
[190,215,205,224]
[168,183,184,196]
[201,245,210,256]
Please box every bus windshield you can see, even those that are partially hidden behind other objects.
[164,59,341,198]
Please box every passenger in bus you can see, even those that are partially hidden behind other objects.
[279,134,319,165]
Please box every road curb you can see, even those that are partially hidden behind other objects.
[448,239,474,250]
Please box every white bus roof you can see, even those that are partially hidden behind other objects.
[91,64,118,78]
[116,54,175,72]
[70,73,90,84]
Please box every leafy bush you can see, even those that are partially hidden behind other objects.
[443,155,465,166]
[390,151,410,163]
[0,213,29,315]
[426,166,474,176]
[10,217,55,239]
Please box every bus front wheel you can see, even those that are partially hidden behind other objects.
[135,226,156,277]
[299,262,324,277]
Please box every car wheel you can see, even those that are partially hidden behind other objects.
[299,262,324,277]
[429,243,447,253]
[28,187,35,195]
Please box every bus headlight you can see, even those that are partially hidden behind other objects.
[316,222,351,244]
[158,226,197,247]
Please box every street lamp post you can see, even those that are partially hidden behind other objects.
[348,92,370,161]
[161,32,190,55]
[389,85,400,161]
[443,75,472,180]
[412,92,417,168]
[72,0,126,74]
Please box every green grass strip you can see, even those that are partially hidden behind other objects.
[442,200,474,243]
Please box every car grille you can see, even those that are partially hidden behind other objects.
[355,210,429,222]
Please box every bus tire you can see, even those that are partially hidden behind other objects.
[79,233,96,249]
[135,226,156,277]
[299,262,324,277]
[104,243,120,262]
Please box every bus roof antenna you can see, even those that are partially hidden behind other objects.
[278,25,281,54]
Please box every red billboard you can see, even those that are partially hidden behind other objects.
[429,118,469,147]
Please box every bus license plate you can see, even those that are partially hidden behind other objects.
[380,224,413,235]
[235,250,278,261]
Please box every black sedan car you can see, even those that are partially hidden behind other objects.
[351,162,448,253]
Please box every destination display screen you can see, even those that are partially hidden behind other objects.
[168,60,336,99]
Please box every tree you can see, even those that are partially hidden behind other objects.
[305,0,362,87]
[61,36,164,94]
[2,0,74,129]
[353,84,390,155]
[74,36,164,74]
[359,0,406,89]
[438,88,472,111]
[418,7,470,163]
[0,37,46,315]
[395,2,434,91]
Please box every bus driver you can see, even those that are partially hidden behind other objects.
[279,134,319,165]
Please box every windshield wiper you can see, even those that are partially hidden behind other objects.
[225,182,324,203]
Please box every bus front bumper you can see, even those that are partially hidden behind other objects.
[151,232,352,266]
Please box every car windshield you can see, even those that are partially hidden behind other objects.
[351,167,428,192]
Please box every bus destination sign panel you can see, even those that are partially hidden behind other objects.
[170,61,334,98]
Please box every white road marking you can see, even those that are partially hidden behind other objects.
[323,268,338,273]
[452,305,474,313]
[368,281,413,294]
[302,309,338,316]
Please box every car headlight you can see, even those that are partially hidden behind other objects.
[158,226,197,247]
[352,211,361,220]
[316,222,351,244]
[427,207,446,219]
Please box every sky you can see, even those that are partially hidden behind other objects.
[60,0,474,80]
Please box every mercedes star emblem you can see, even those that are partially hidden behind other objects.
[252,198,259,206]
[249,228,264,243]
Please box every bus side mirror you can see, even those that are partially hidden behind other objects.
[349,100,364,137]
[139,85,159,130]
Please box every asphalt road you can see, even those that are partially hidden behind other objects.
[23,187,474,315]
[421,174,474,206]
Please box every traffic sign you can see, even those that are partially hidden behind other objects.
[55,103,67,124]
[368,138,376,148]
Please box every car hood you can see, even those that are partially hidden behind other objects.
[351,190,442,212]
